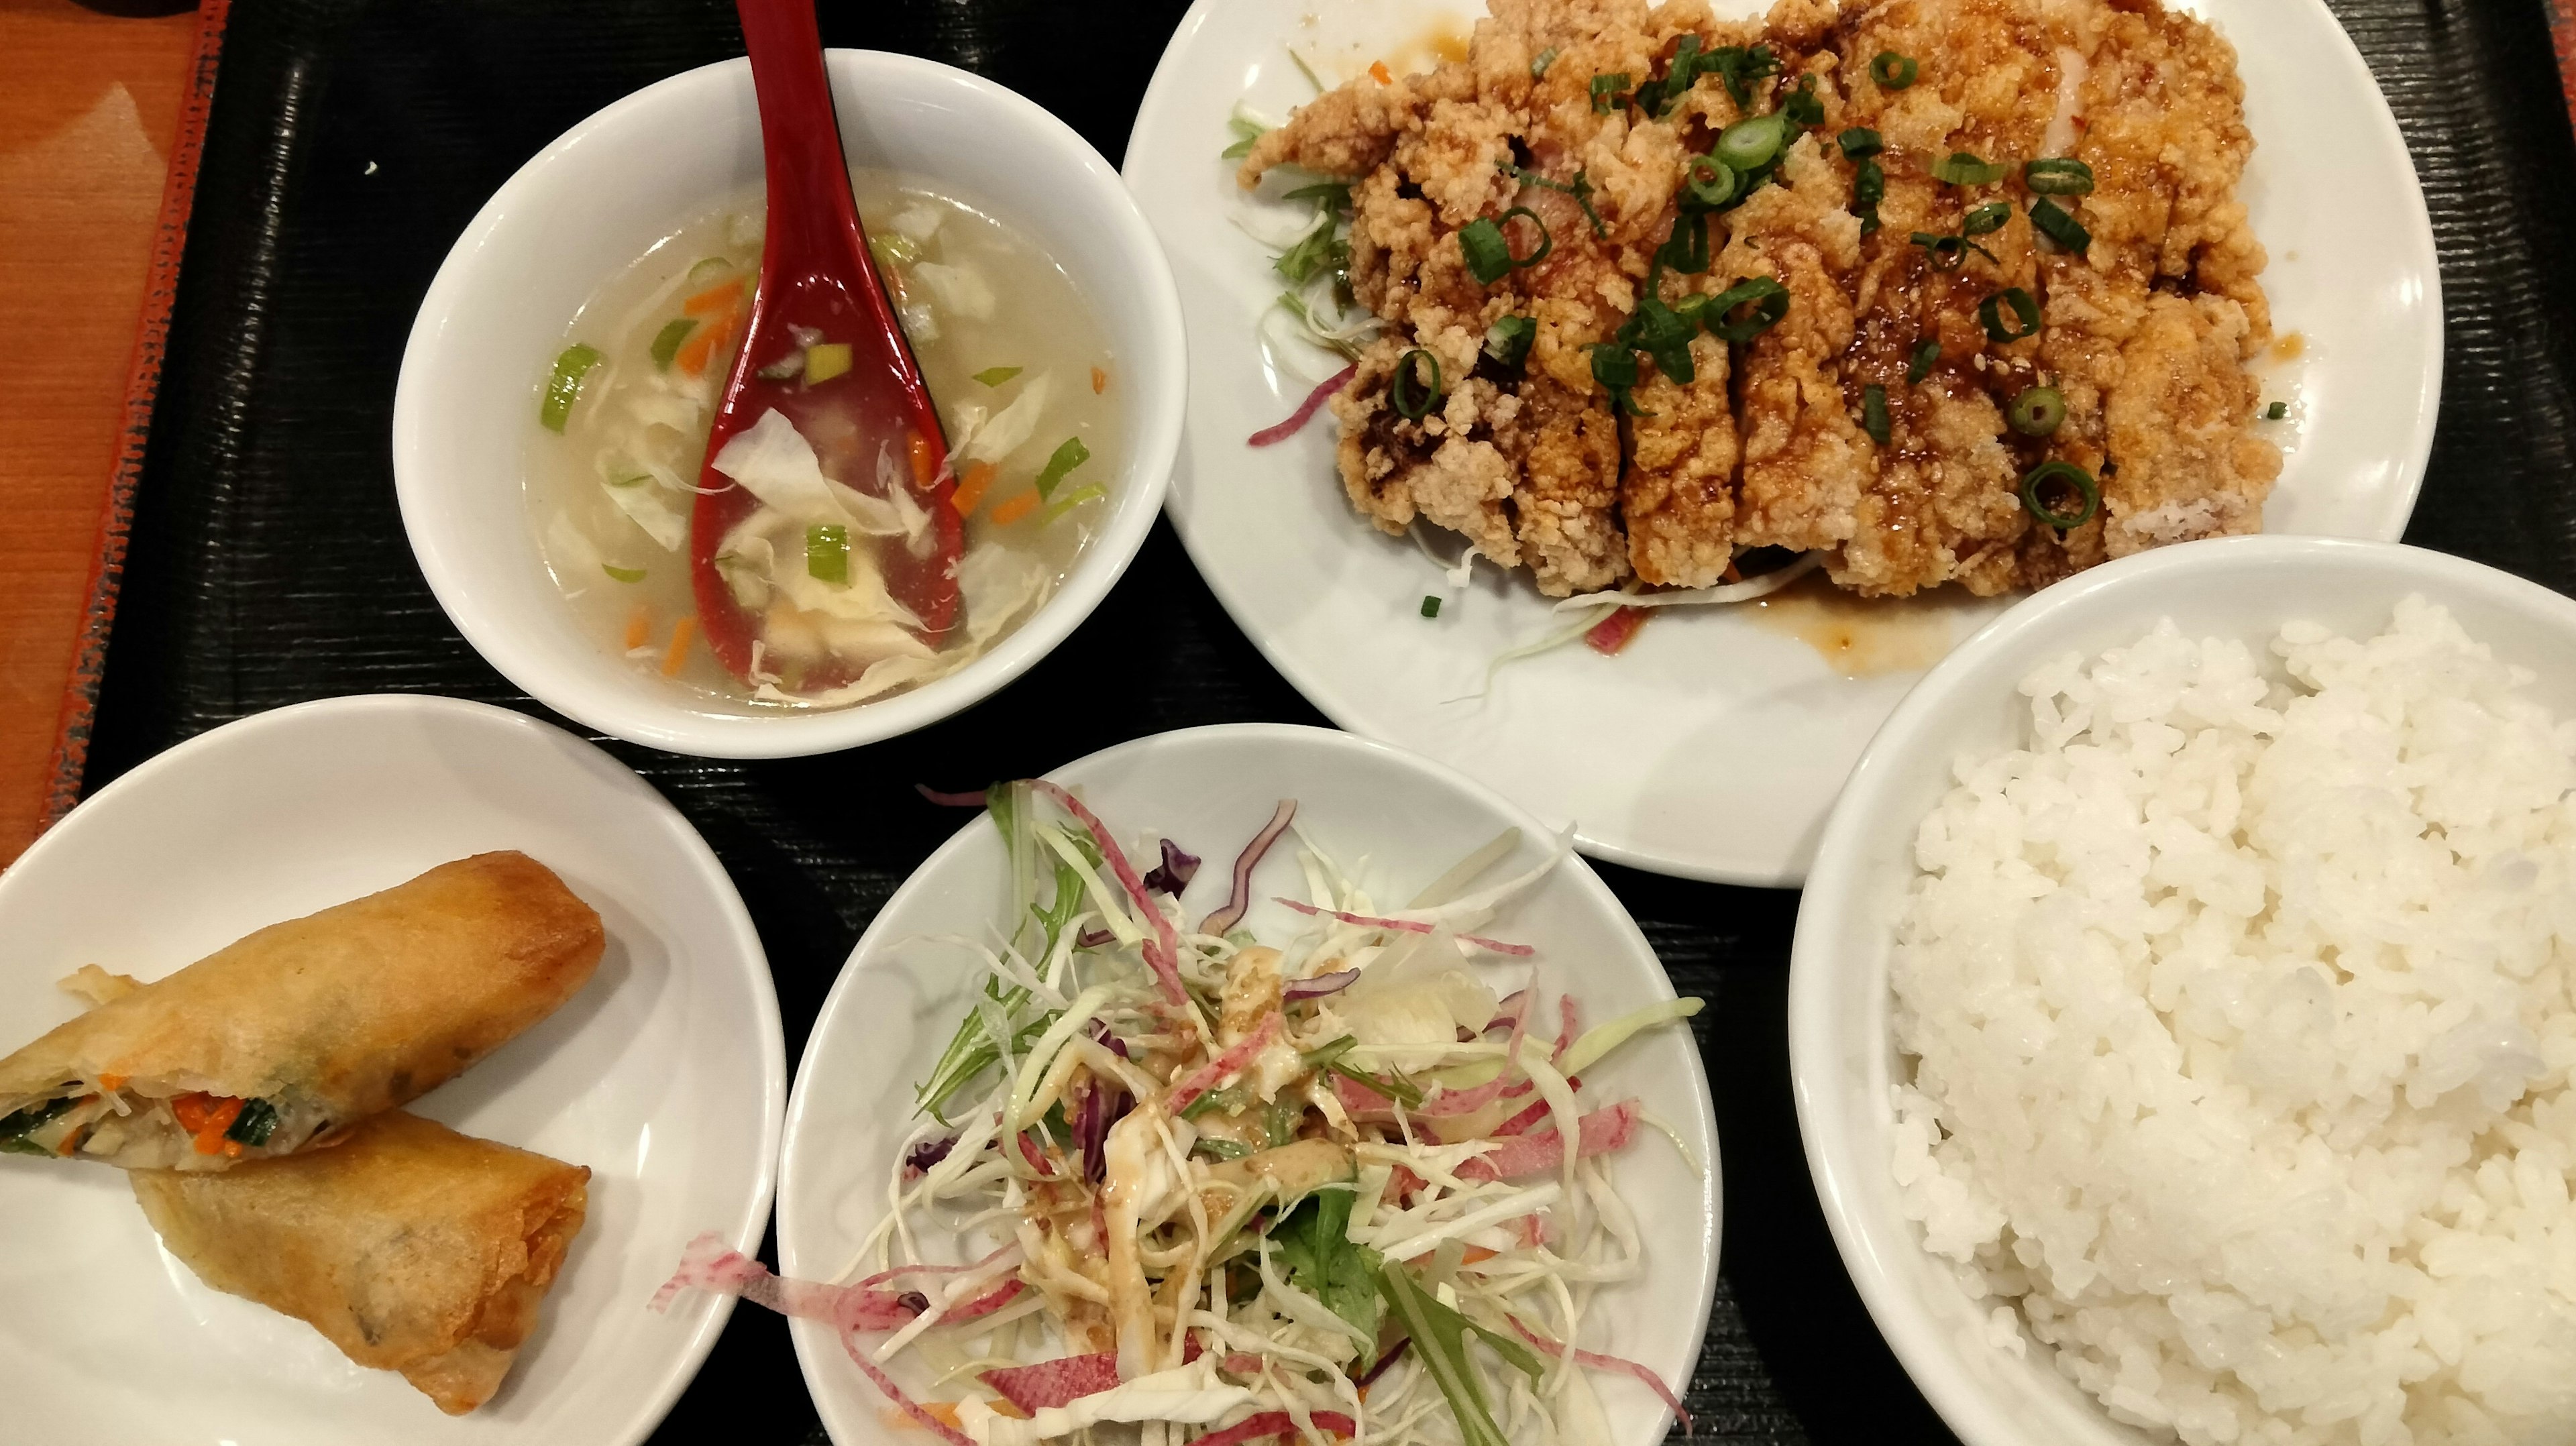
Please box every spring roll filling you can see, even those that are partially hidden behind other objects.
[1,1085,329,1168]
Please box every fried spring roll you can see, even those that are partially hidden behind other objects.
[0,852,603,1170]
[130,1109,590,1414]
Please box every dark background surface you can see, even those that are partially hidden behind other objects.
[81,1,2576,1442]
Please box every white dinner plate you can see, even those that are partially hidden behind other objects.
[1125,0,2440,885]
[776,723,1719,1446]
[0,695,785,1445]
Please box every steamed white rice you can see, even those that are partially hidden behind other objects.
[1891,598,2576,1446]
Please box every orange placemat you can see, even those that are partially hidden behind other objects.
[29,0,228,848]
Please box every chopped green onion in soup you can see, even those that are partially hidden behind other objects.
[525,168,1122,710]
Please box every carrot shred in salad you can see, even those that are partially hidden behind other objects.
[659,784,1704,1445]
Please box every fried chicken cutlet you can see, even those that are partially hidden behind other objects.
[1240,0,2277,601]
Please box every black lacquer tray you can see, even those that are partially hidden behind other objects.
[80,2,2576,1441]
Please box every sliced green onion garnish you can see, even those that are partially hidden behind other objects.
[539,343,602,433]
[1635,35,1702,118]
[1709,42,1780,109]
[1220,115,1266,160]
[1656,211,1711,277]
[1782,77,1824,129]
[1498,206,1552,269]
[1908,339,1941,384]
[1530,46,1559,77]
[1589,72,1631,112]
[1511,166,1607,237]
[2008,386,2068,436]
[973,365,1022,387]
[1037,482,1108,527]
[2021,460,2098,529]
[1616,294,1698,384]
[1589,342,1642,416]
[867,233,921,270]
[1459,220,1512,284]
[1854,158,1885,235]
[1682,154,1739,212]
[1421,595,1442,618]
[1034,436,1090,499]
[1931,152,2008,186]
[1704,276,1791,343]
[1462,209,1553,285]
[601,563,647,583]
[1980,287,2042,343]
[224,1098,280,1147]
[1839,127,1884,160]
[806,523,850,584]
[1870,51,1919,89]
[1862,384,1891,446]
[2265,400,2290,421]
[2031,197,2092,255]
[1910,230,1992,272]
[1483,315,1536,371]
[804,342,852,384]
[1717,113,1790,172]
[1390,349,1444,421]
[2024,158,2096,195]
[649,319,697,372]
[1962,202,2013,237]
[1193,1137,1252,1162]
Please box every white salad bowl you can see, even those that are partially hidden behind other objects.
[1788,536,2576,1446]
[776,724,1721,1446]
[395,50,1184,757]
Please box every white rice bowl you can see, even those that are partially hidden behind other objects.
[1891,596,2576,1446]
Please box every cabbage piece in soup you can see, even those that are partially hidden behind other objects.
[526,168,1119,709]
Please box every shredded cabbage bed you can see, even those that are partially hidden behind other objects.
[658,782,1705,1446]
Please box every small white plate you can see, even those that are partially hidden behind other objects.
[0,695,785,1445]
[1124,0,2440,886]
[776,724,1719,1446]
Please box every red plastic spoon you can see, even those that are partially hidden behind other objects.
[689,0,963,687]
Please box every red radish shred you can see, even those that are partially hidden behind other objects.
[1585,604,1650,655]
[844,1333,977,1446]
[1459,1099,1638,1180]
[1271,898,1534,956]
[1203,800,1297,936]
[981,1353,1120,1412]
[1167,1013,1281,1114]
[915,785,987,808]
[1417,1074,1512,1116]
[1032,780,1187,1005]
[1508,1317,1693,1434]
[652,1231,918,1330]
[1247,366,1355,447]
[1492,1078,1582,1136]
[1554,996,1580,1062]
[945,1279,1026,1321]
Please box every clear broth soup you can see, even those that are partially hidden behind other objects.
[527,168,1120,709]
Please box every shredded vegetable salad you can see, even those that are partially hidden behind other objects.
[657,782,1704,1446]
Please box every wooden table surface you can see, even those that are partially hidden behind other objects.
[0,0,202,867]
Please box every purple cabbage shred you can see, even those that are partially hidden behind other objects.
[1283,968,1360,1002]
[1142,838,1201,895]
